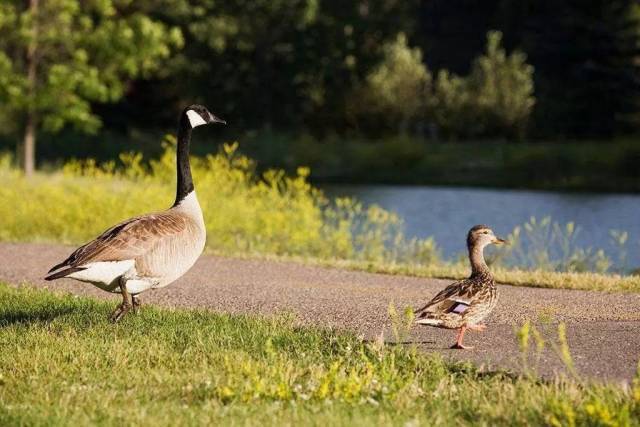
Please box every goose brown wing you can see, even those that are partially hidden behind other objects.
[414,278,476,315]
[47,213,188,273]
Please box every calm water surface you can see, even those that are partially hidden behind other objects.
[324,185,640,267]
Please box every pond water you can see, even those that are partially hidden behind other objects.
[323,185,640,269]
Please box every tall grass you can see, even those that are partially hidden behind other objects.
[0,138,438,265]
[0,284,638,426]
[0,139,638,291]
[492,217,613,273]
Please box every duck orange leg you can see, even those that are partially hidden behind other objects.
[450,325,473,349]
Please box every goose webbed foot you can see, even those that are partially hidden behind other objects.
[132,295,141,314]
[109,281,133,323]
[109,302,132,323]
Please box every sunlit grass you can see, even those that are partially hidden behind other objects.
[288,255,640,293]
[0,284,638,426]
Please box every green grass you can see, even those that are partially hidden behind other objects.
[0,284,639,426]
[283,254,640,293]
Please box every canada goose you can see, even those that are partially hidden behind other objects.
[45,105,225,322]
[414,225,507,349]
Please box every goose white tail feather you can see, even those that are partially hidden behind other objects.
[67,260,135,289]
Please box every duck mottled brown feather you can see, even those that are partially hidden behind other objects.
[415,271,497,329]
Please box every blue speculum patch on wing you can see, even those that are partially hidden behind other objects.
[450,302,470,314]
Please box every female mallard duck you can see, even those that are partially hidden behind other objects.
[414,225,506,349]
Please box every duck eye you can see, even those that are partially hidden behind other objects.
[483,231,489,234]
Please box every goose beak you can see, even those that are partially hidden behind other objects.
[209,112,226,125]
[493,237,507,245]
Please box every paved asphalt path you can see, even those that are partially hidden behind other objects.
[1,243,639,384]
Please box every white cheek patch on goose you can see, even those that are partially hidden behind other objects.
[186,110,207,128]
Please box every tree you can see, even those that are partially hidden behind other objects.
[117,0,420,134]
[468,31,535,138]
[517,0,640,137]
[429,31,535,139]
[430,69,473,139]
[361,33,431,134]
[0,0,183,175]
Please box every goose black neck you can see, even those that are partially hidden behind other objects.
[174,117,194,206]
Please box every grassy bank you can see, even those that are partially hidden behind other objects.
[281,255,640,293]
[0,139,438,265]
[0,284,638,426]
[6,131,640,192]
[1,140,638,291]
[241,133,640,192]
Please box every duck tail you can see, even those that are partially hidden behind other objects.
[413,303,430,315]
[415,316,442,326]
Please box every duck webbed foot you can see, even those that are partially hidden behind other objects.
[450,342,474,350]
[450,325,474,350]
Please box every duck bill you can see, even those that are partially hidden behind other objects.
[493,237,508,245]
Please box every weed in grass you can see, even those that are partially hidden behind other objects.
[495,217,613,273]
[552,323,579,381]
[516,320,585,383]
[387,302,415,344]
[516,320,532,374]
[610,229,630,274]
[634,364,640,403]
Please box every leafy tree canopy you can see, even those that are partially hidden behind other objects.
[0,0,183,172]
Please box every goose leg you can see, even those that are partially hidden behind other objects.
[132,295,141,314]
[450,325,473,349]
[109,280,133,323]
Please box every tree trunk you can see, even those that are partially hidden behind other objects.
[24,0,39,176]
[23,113,36,176]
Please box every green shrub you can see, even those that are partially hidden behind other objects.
[352,30,535,139]
[0,139,440,266]
[430,69,474,138]
[430,31,535,139]
[468,31,536,139]
[353,33,431,134]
